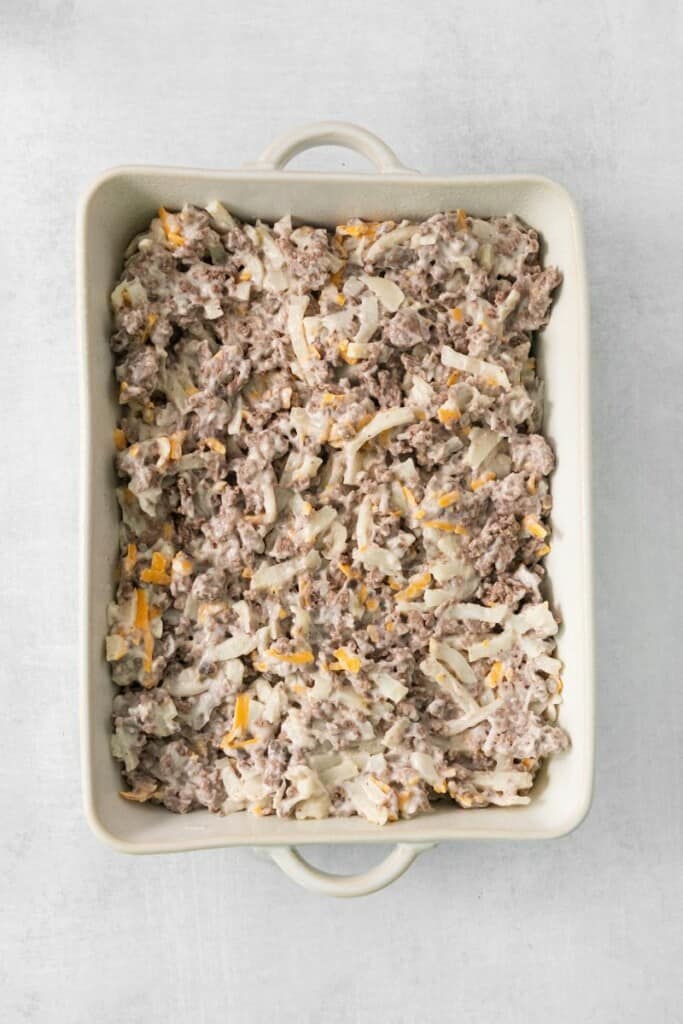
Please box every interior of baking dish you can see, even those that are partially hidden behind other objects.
[79,165,593,852]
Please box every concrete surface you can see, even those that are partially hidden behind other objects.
[1,1,681,1021]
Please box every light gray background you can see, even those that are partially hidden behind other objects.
[1,1,681,1021]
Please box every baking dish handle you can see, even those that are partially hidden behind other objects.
[244,121,415,175]
[265,842,436,898]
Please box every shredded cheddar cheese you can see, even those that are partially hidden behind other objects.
[402,486,418,507]
[266,649,315,665]
[322,391,345,406]
[486,661,504,688]
[220,693,251,750]
[203,437,226,455]
[395,572,432,603]
[168,433,183,460]
[134,588,149,631]
[158,207,185,247]
[140,551,172,586]
[141,312,158,342]
[422,520,469,535]
[123,543,137,574]
[330,647,362,674]
[338,338,358,365]
[338,562,360,580]
[337,221,380,239]
[470,472,497,491]
[523,515,548,540]
[437,490,460,509]
[398,791,412,811]
[438,406,461,425]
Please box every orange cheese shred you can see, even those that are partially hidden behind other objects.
[523,515,548,540]
[330,647,362,674]
[140,551,172,586]
[470,472,497,492]
[422,520,469,535]
[438,406,461,425]
[143,630,154,673]
[134,588,149,631]
[266,649,315,665]
[158,207,185,247]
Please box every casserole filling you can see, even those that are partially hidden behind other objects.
[106,202,567,822]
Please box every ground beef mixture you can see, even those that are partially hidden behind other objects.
[106,202,568,823]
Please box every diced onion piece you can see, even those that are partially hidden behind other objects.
[303,505,336,544]
[465,427,502,470]
[444,698,503,736]
[207,632,260,663]
[410,752,442,788]
[451,602,509,625]
[431,556,469,583]
[287,295,313,380]
[441,345,510,389]
[355,294,380,345]
[345,778,389,825]
[468,629,515,662]
[356,496,373,552]
[359,544,402,575]
[251,550,321,592]
[344,407,416,484]
[106,635,129,662]
[421,656,479,715]
[206,200,236,230]
[373,671,409,703]
[429,638,477,686]
[513,601,558,638]
[536,654,562,675]
[360,274,405,312]
[366,223,418,261]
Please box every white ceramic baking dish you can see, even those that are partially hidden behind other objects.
[78,122,594,897]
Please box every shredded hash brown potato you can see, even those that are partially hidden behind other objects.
[106,203,567,822]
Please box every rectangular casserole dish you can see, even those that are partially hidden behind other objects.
[78,122,594,895]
